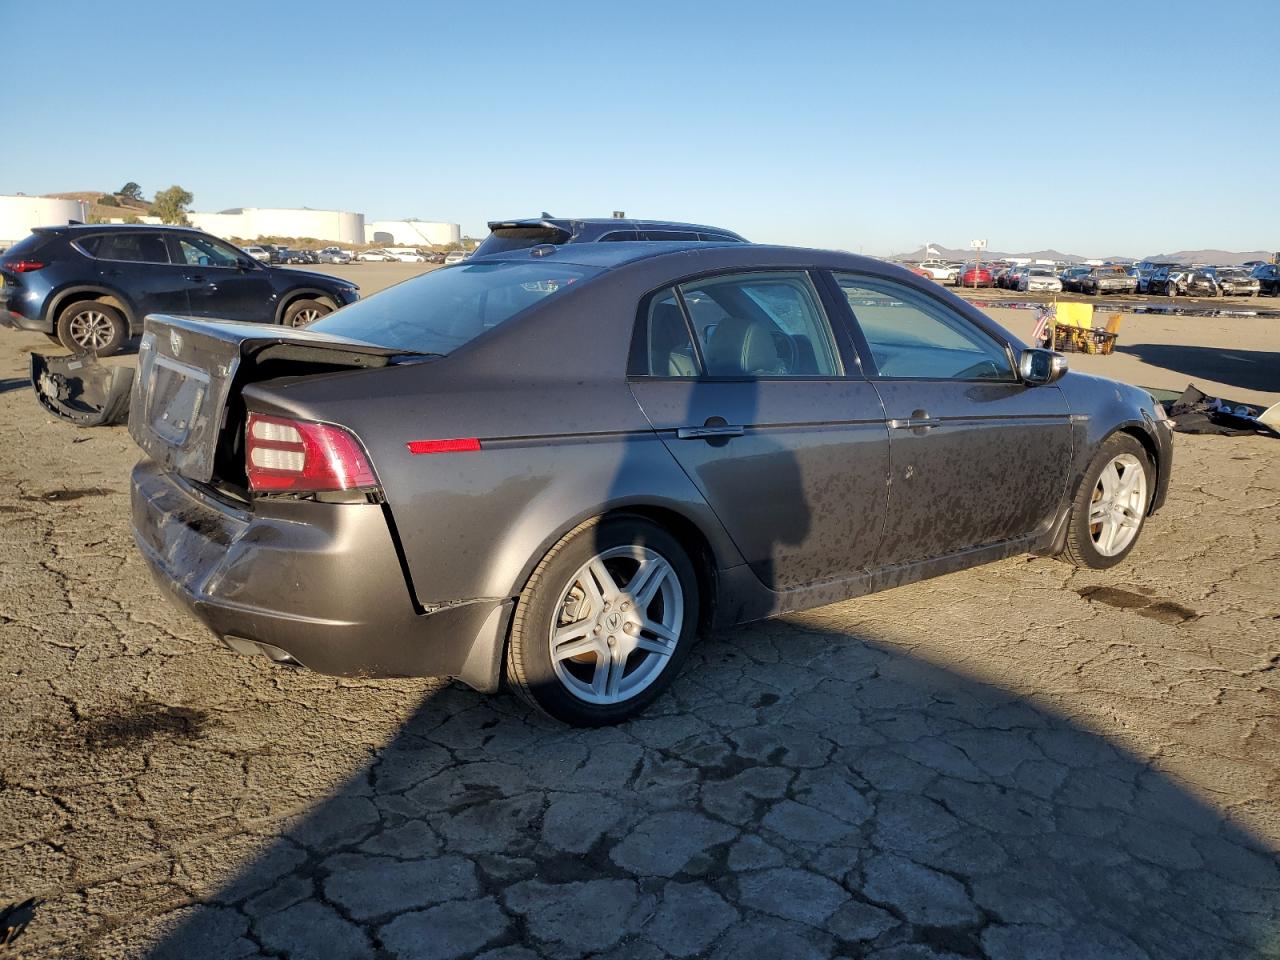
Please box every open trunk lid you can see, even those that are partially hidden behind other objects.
[129,315,404,484]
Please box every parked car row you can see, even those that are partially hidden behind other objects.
[357,248,449,263]
[902,257,1278,298]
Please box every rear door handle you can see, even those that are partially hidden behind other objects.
[183,274,207,283]
[677,424,744,440]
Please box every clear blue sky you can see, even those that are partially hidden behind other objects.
[7,0,1276,257]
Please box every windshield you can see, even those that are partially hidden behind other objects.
[307,260,599,355]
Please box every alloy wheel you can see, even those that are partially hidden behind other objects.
[1088,453,1148,557]
[67,310,115,351]
[290,308,322,327]
[548,545,683,705]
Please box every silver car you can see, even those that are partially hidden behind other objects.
[129,243,1173,725]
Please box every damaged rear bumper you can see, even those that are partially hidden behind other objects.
[31,352,134,427]
[130,459,512,690]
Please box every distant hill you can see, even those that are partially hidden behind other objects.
[1140,249,1273,265]
[892,244,1088,264]
[44,190,151,223]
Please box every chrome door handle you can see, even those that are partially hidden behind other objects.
[183,274,206,283]
[890,409,942,432]
[677,425,744,440]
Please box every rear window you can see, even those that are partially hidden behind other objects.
[2,233,52,259]
[306,260,599,355]
[473,226,569,257]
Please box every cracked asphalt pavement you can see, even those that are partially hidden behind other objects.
[0,328,1277,959]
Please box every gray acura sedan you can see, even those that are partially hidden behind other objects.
[129,242,1172,725]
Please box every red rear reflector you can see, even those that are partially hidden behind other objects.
[246,413,377,493]
[7,260,45,272]
[407,437,482,455]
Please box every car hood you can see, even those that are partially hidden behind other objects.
[267,266,350,286]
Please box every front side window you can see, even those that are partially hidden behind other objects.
[174,234,243,268]
[80,232,170,264]
[308,260,598,355]
[835,274,1014,381]
[676,272,842,377]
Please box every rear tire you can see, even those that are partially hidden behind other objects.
[505,516,699,726]
[1061,433,1153,569]
[283,298,333,327]
[56,302,127,355]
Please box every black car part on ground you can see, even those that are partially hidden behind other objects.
[30,352,135,427]
[1164,384,1279,438]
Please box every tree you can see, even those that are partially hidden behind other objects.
[98,194,120,207]
[124,215,142,224]
[149,185,193,225]
[117,182,143,201]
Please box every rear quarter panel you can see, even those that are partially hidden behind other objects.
[244,361,745,605]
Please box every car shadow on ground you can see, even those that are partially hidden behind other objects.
[138,619,1280,960]
[1117,343,1280,395]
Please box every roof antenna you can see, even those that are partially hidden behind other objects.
[541,211,554,218]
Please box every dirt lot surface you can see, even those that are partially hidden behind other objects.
[0,289,1277,958]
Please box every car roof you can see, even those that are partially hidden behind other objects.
[37,222,208,236]
[485,216,747,240]
[469,241,914,281]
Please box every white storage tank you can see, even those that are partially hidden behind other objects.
[0,195,89,249]
[365,219,461,247]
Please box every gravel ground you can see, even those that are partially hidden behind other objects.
[0,321,1277,959]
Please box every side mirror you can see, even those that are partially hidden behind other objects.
[236,257,255,271]
[1019,348,1067,385]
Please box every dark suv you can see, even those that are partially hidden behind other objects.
[0,224,360,355]
[471,216,747,259]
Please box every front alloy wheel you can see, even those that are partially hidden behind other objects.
[283,298,333,327]
[1062,434,1152,569]
[506,516,698,725]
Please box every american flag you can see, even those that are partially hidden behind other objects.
[1032,304,1055,345]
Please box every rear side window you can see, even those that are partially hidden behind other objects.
[632,288,699,377]
[677,272,842,378]
[79,232,170,263]
[307,260,600,355]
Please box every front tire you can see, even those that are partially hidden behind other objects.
[1061,433,1153,569]
[283,298,333,327]
[505,516,699,726]
[56,302,127,355]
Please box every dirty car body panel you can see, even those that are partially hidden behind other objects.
[128,243,1173,694]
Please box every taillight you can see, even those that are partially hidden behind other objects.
[245,413,377,493]
[5,260,45,272]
